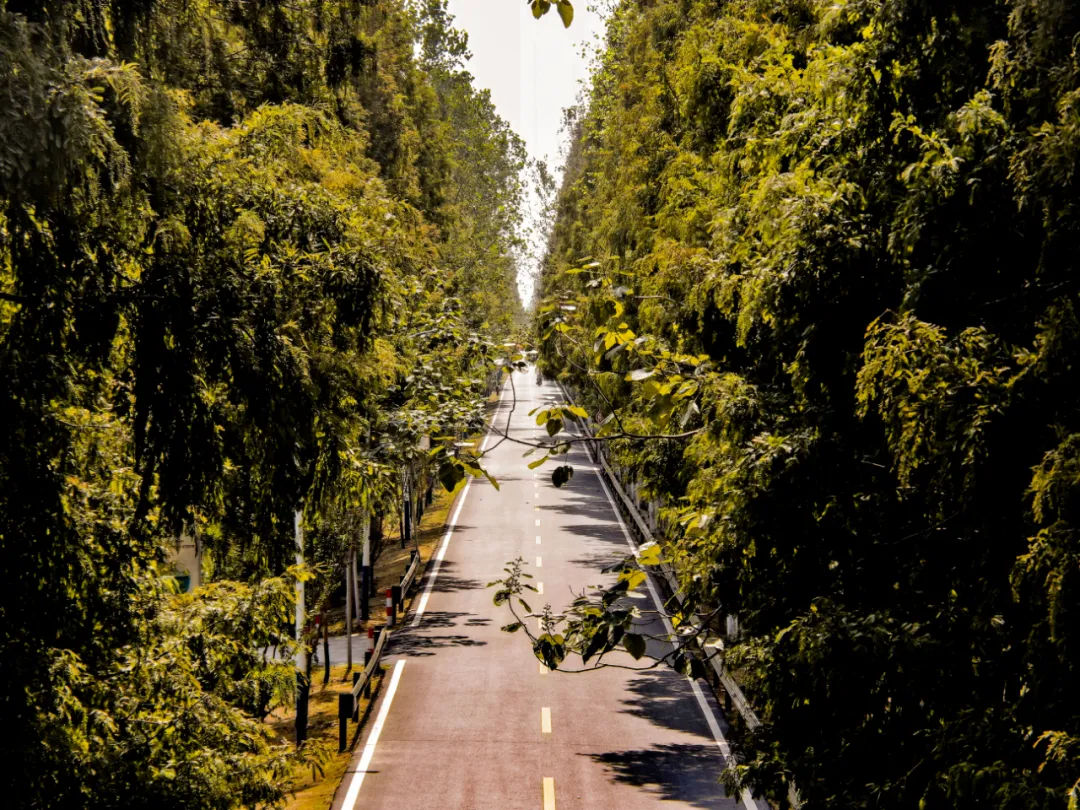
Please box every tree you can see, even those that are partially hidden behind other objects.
[523,1,1080,807]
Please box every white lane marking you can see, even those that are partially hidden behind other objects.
[539,661,548,675]
[340,660,406,810]
[543,777,556,810]
[535,518,541,526]
[536,535,542,545]
[411,380,507,627]
[537,582,544,595]
[541,707,552,733]
[589,450,760,810]
[536,556,542,568]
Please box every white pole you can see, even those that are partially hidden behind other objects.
[360,512,372,623]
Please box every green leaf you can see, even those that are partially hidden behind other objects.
[552,465,574,488]
[623,633,646,660]
[501,622,523,633]
[637,543,661,566]
[438,461,466,492]
[556,0,573,27]
[619,569,647,591]
[528,456,549,469]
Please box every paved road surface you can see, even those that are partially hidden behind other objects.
[331,371,755,810]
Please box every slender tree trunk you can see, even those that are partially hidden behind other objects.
[296,642,312,746]
[352,535,362,624]
[345,545,353,675]
[322,607,330,686]
[361,513,371,620]
[294,509,309,745]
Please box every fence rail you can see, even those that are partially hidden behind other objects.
[336,547,423,752]
[337,624,389,752]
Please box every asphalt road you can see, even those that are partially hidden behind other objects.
[330,371,756,810]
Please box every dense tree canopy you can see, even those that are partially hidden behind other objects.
[0,0,525,806]
[534,0,1080,807]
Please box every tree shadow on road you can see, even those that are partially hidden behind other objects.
[619,669,729,740]
[427,560,484,593]
[583,742,741,809]
[389,611,489,657]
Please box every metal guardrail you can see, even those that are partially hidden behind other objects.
[336,550,423,753]
[557,382,800,809]
[400,550,420,596]
[337,625,389,752]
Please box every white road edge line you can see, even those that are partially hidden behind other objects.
[411,379,507,627]
[340,659,406,810]
[582,427,760,810]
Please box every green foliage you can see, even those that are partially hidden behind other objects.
[0,0,526,806]
[536,0,1080,807]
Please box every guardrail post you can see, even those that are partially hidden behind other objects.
[385,587,395,626]
[338,692,354,753]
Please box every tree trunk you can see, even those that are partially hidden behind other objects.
[294,510,309,745]
[322,607,330,686]
[345,545,353,674]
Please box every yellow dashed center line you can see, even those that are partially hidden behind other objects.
[543,777,555,810]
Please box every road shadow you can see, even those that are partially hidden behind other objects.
[621,669,725,740]
[583,742,739,809]
[389,611,489,657]
[428,560,484,593]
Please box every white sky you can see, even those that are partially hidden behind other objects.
[445,0,607,305]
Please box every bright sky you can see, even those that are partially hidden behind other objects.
[445,0,607,305]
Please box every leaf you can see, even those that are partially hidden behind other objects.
[565,405,588,418]
[528,456,549,469]
[518,598,532,613]
[623,633,646,660]
[501,622,523,633]
[556,0,573,27]
[619,569,647,591]
[627,368,654,382]
[637,543,661,566]
[438,461,465,492]
[552,465,574,488]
